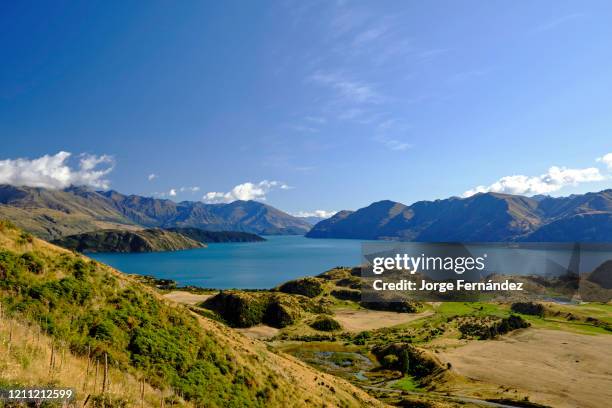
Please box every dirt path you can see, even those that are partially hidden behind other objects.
[333,309,433,332]
[438,328,612,408]
[236,325,280,340]
[163,290,214,305]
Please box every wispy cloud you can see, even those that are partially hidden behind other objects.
[463,154,610,197]
[374,134,412,151]
[352,26,388,47]
[372,119,412,151]
[532,13,585,33]
[416,48,449,61]
[147,173,158,181]
[449,69,489,83]
[329,7,372,37]
[305,116,327,124]
[180,186,200,193]
[309,71,383,104]
[203,180,290,203]
[0,151,114,189]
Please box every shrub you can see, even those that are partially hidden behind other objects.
[203,292,301,328]
[263,299,297,328]
[361,300,420,313]
[20,252,45,274]
[511,302,545,317]
[459,315,529,340]
[331,288,360,301]
[202,292,267,327]
[17,231,34,245]
[278,277,324,298]
[383,354,399,366]
[336,276,361,289]
[373,344,438,377]
[0,219,16,231]
[352,331,371,345]
[310,316,342,332]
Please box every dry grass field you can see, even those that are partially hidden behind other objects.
[438,328,612,408]
[332,308,433,332]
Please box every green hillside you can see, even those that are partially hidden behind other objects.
[0,221,382,408]
[53,228,206,253]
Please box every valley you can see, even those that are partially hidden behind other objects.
[159,266,612,408]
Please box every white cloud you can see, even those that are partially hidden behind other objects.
[179,186,200,193]
[309,71,382,104]
[293,210,337,219]
[148,173,158,181]
[352,26,387,47]
[203,180,290,203]
[596,152,612,170]
[463,166,604,197]
[0,151,114,189]
[154,186,200,198]
[382,139,411,151]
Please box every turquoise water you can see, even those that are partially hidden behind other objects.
[90,235,366,289]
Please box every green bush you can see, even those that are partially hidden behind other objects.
[17,231,34,245]
[309,315,342,332]
[20,252,45,274]
[336,276,361,289]
[361,300,420,313]
[203,292,267,327]
[278,277,324,298]
[203,292,300,328]
[331,288,360,301]
[459,315,530,340]
[372,344,437,377]
[264,299,296,328]
[511,302,545,317]
[383,354,399,366]
[352,331,371,345]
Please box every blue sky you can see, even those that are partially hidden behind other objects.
[1,0,612,215]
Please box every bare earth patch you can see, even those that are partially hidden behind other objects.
[163,291,214,305]
[236,325,280,340]
[333,309,433,332]
[438,328,612,408]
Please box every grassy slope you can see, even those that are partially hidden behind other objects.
[0,222,383,408]
[0,205,139,241]
[53,228,205,253]
[0,314,172,408]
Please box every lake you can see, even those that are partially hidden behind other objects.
[90,235,367,289]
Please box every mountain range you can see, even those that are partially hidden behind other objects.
[2,184,612,243]
[306,189,612,242]
[0,185,311,239]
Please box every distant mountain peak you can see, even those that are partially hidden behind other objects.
[307,189,612,242]
[0,185,311,239]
